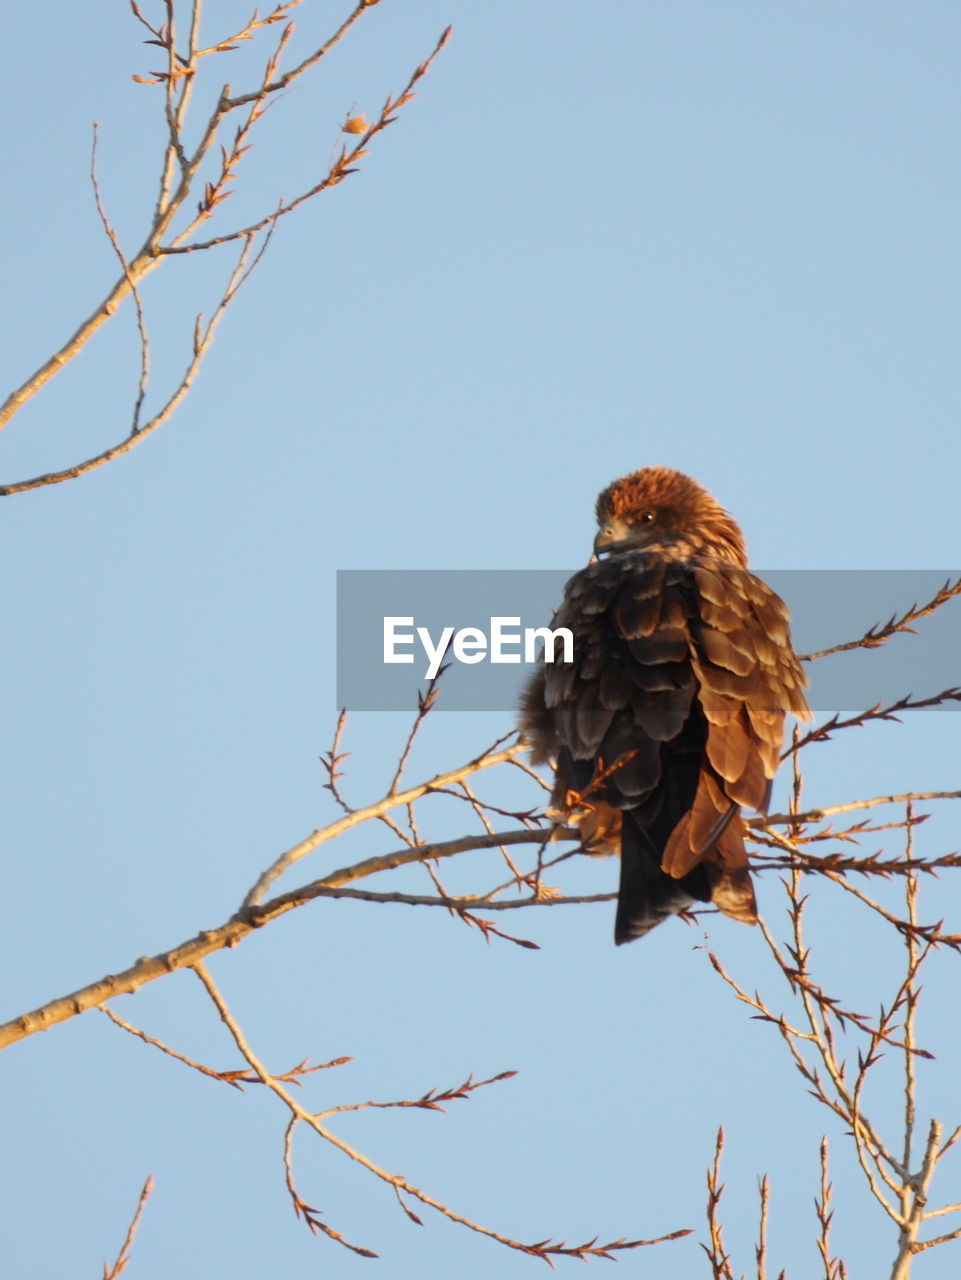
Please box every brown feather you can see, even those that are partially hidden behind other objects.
[520,465,810,944]
[703,814,758,925]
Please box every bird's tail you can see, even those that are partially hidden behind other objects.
[614,809,758,945]
[614,817,710,945]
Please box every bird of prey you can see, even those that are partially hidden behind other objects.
[520,466,810,944]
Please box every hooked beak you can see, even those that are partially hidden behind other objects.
[593,519,635,558]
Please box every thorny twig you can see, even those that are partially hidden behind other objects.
[799,577,961,663]
[786,687,961,757]
[192,961,691,1263]
[814,1139,844,1280]
[703,1129,735,1280]
[101,1004,350,1088]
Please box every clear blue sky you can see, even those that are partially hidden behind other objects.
[2,3,960,1275]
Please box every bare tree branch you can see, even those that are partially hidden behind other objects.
[192,961,691,1263]
[0,2,450,499]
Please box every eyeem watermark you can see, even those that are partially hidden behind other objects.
[384,616,574,680]
[336,569,961,712]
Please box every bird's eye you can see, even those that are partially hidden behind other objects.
[638,511,656,525]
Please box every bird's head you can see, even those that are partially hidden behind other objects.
[593,466,748,566]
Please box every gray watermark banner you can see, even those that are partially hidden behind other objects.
[336,570,961,713]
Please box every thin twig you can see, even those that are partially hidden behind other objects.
[703,1128,735,1280]
[102,1176,154,1280]
[787,689,961,757]
[756,1174,770,1280]
[101,1004,348,1088]
[759,791,961,827]
[799,577,961,662]
[815,1139,841,1280]
[902,802,919,1181]
[90,124,151,434]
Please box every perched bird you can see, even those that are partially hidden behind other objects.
[520,466,810,944]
